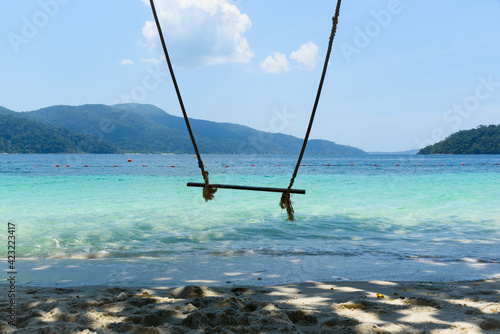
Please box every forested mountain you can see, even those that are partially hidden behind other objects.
[21,104,194,153]
[1,104,366,154]
[418,125,500,154]
[113,103,366,154]
[0,114,116,153]
[0,106,15,115]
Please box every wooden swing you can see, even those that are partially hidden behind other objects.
[148,0,343,220]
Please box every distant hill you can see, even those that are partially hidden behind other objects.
[0,106,15,115]
[0,113,116,153]
[20,104,194,154]
[1,103,366,155]
[113,103,366,154]
[418,125,500,154]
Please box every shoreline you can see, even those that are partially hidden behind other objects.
[10,256,500,289]
[2,278,499,333]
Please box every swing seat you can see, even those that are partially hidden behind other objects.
[187,182,306,194]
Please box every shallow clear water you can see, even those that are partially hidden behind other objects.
[1,154,499,286]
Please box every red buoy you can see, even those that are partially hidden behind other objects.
[252,165,255,167]
[374,164,377,167]
[66,165,70,167]
[302,164,306,166]
[128,159,132,162]
[496,163,499,165]
[36,165,39,167]
[350,164,354,166]
[143,164,147,167]
[441,164,444,166]
[56,165,60,167]
[225,165,229,168]
[171,165,175,168]
[114,165,118,167]
[84,165,89,167]
[483,163,486,165]
[327,164,330,166]
[396,164,399,166]
[462,164,465,166]
[419,164,422,166]
[277,164,280,166]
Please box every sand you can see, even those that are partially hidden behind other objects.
[1,278,500,334]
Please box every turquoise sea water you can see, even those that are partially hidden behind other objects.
[1,154,500,286]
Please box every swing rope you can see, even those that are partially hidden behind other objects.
[149,0,217,201]
[149,0,342,218]
[280,0,343,221]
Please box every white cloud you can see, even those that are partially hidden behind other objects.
[141,0,253,68]
[290,42,319,70]
[261,42,319,74]
[120,59,134,66]
[260,52,290,74]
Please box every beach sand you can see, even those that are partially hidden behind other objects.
[2,278,500,333]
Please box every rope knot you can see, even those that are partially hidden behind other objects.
[279,189,295,221]
[202,170,210,184]
[202,170,217,202]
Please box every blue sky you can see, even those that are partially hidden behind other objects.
[1,0,499,152]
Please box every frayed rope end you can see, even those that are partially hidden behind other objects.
[203,185,217,202]
[279,190,295,221]
[202,170,217,202]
